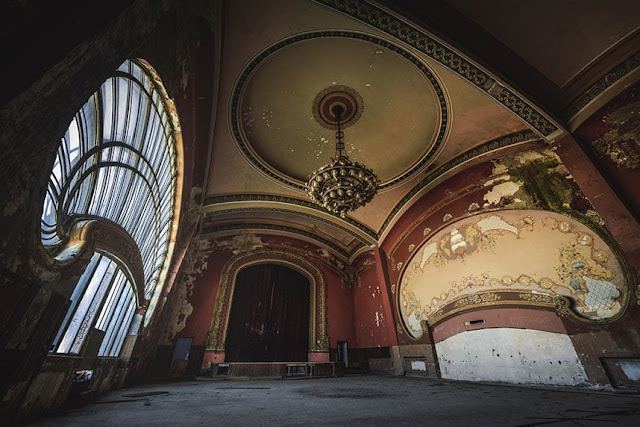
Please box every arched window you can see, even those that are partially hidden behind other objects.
[51,253,137,356]
[45,59,179,356]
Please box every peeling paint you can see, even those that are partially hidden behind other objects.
[212,233,264,254]
[159,238,214,343]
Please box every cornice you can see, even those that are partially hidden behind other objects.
[312,0,560,137]
[199,222,366,260]
[565,51,640,121]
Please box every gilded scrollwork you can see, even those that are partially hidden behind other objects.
[555,295,573,318]
[452,292,501,309]
[519,293,553,303]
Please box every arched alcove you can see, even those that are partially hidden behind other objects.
[398,209,632,339]
[205,250,328,363]
[225,264,310,362]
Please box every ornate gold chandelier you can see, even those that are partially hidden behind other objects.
[307,104,379,218]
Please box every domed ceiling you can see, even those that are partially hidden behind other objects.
[235,33,445,189]
[202,0,562,261]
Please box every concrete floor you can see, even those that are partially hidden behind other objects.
[33,376,640,426]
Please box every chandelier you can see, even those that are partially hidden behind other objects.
[307,104,379,218]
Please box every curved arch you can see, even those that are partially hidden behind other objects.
[397,209,635,339]
[39,59,182,314]
[206,250,328,355]
[62,217,146,305]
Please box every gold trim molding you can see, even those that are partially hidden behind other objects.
[205,250,329,353]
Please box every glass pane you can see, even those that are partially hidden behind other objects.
[42,59,178,332]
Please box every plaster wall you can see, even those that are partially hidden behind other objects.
[436,328,587,386]
[326,268,357,349]
[352,262,394,349]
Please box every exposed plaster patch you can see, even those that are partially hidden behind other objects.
[483,181,521,205]
[483,174,510,187]
[374,311,384,327]
[436,328,588,386]
[212,233,264,254]
[491,161,509,175]
[160,238,214,344]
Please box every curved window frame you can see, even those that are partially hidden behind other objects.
[43,59,183,356]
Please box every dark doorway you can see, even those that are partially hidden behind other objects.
[225,264,310,362]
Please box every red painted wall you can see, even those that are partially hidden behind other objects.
[170,234,356,352]
[175,251,232,346]
[574,81,640,217]
[431,307,567,343]
[352,257,395,348]
[325,266,357,348]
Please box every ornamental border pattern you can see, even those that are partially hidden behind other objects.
[313,0,558,136]
[205,250,329,353]
[204,206,371,244]
[426,291,556,327]
[564,52,640,120]
[203,194,377,239]
[231,30,449,190]
[200,222,365,259]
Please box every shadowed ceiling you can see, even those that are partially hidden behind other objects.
[199,0,639,262]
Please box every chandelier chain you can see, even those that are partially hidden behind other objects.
[306,97,379,218]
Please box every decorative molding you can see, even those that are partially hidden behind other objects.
[205,250,328,353]
[231,30,448,190]
[200,222,364,260]
[378,130,540,237]
[203,194,377,239]
[427,291,556,327]
[313,0,559,137]
[519,293,553,304]
[565,52,640,120]
[203,206,373,244]
[64,217,146,306]
[554,295,573,318]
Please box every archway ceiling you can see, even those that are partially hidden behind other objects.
[202,0,637,261]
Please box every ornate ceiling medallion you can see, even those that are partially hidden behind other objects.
[313,85,363,130]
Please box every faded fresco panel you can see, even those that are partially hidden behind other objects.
[399,210,626,339]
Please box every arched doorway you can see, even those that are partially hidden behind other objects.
[224,264,310,362]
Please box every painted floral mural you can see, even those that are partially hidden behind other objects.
[399,210,626,339]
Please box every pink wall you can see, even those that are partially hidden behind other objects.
[324,265,357,348]
[351,254,395,348]
[175,252,232,346]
